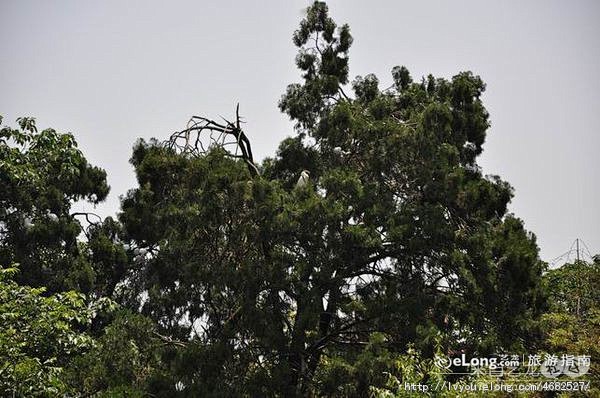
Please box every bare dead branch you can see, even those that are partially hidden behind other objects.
[166,105,259,177]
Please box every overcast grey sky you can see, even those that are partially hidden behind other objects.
[1,0,598,262]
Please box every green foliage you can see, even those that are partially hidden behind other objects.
[65,310,164,397]
[0,116,110,293]
[314,333,415,397]
[280,1,352,129]
[0,265,94,397]
[545,256,600,316]
[372,257,600,397]
[541,257,600,393]
[85,216,130,299]
[368,348,536,398]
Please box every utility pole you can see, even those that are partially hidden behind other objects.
[576,238,580,263]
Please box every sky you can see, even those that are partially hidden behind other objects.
[1,0,598,262]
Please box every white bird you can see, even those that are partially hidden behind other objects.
[47,213,59,222]
[295,170,310,189]
[333,146,349,156]
[23,216,34,229]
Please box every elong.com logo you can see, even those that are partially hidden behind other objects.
[435,353,511,370]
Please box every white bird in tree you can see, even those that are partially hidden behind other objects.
[333,146,349,156]
[133,247,148,256]
[23,216,34,229]
[295,170,310,189]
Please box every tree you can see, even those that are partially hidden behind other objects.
[64,310,166,397]
[0,116,110,294]
[0,116,158,396]
[0,265,95,397]
[541,256,600,394]
[116,2,546,395]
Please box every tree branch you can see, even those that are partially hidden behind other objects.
[166,105,259,177]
